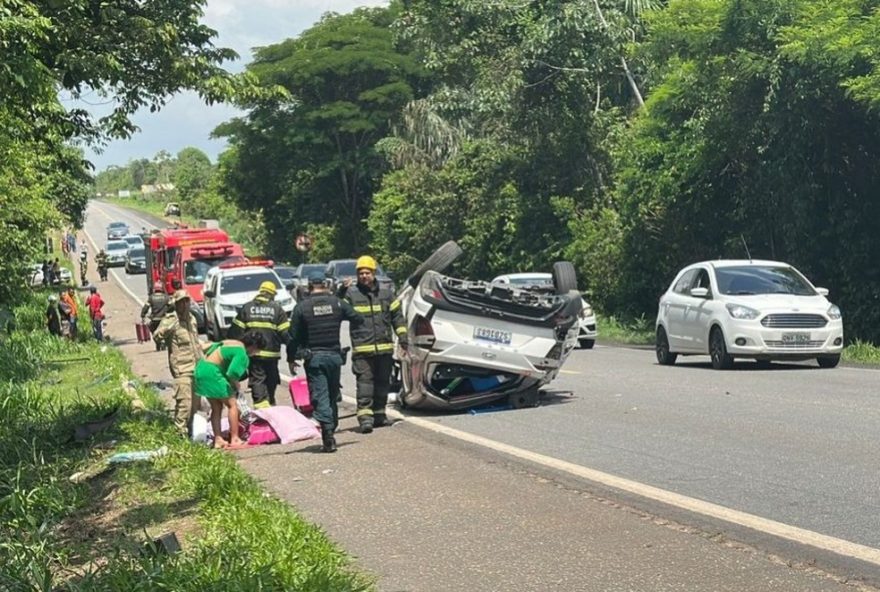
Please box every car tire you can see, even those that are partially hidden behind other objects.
[817,354,840,369]
[406,241,463,288]
[579,339,595,350]
[656,327,677,366]
[552,261,578,294]
[509,387,540,409]
[709,327,734,370]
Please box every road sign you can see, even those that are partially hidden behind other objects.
[295,234,313,253]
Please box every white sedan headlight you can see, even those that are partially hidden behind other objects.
[827,304,842,320]
[726,303,760,320]
[580,304,593,318]
[220,304,237,313]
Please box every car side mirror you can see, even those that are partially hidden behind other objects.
[285,281,296,290]
[690,287,709,298]
[203,290,215,298]
[816,287,829,297]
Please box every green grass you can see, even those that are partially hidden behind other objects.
[0,292,373,591]
[842,340,880,365]
[597,313,654,346]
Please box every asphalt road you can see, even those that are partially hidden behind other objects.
[84,199,880,581]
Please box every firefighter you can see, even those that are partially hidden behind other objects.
[153,290,203,436]
[228,280,290,409]
[141,282,170,330]
[95,249,108,281]
[288,274,363,452]
[339,255,407,433]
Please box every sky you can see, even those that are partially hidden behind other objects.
[82,0,387,172]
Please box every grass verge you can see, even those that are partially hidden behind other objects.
[597,314,654,346]
[0,290,373,591]
[842,340,880,365]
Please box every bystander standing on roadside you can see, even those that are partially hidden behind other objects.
[41,260,49,287]
[51,259,61,285]
[60,286,78,340]
[154,290,203,436]
[46,295,63,337]
[85,286,105,341]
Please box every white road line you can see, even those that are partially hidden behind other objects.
[85,202,153,305]
[96,199,880,566]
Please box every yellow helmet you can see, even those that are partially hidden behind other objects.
[356,255,377,272]
[259,281,277,295]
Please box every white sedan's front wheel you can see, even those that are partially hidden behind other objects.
[817,354,840,369]
[709,327,735,370]
[656,327,677,366]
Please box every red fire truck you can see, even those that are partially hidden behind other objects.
[145,227,246,331]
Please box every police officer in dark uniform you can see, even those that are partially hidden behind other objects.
[288,274,363,452]
[228,281,290,408]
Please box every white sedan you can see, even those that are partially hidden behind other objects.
[491,273,597,348]
[656,259,844,369]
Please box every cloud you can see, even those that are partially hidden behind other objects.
[85,0,389,171]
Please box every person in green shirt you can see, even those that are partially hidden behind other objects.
[194,332,266,449]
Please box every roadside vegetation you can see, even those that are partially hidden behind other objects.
[0,290,372,591]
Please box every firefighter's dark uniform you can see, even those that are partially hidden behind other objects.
[141,291,170,332]
[341,280,407,431]
[288,280,362,452]
[228,285,290,408]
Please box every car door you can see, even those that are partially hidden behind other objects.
[681,267,714,351]
[664,269,698,350]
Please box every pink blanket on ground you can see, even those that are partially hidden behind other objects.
[251,406,320,444]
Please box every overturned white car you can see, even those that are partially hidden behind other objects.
[395,242,582,411]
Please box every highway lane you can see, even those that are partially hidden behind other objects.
[85,199,880,566]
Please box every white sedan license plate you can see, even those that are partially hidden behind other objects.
[473,326,512,345]
[782,332,810,344]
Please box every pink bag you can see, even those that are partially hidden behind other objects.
[247,420,280,446]
[288,376,313,417]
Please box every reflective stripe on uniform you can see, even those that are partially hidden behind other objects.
[352,342,394,354]
[253,350,281,359]
[353,304,383,313]
[244,321,277,330]
[232,318,246,328]
[277,320,291,332]
[390,299,401,311]
[395,326,407,335]
[356,408,374,416]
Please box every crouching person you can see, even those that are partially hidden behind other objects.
[194,333,266,449]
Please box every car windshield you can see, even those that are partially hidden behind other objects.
[106,242,127,252]
[715,266,816,296]
[220,272,280,294]
[301,264,327,276]
[274,267,297,281]
[123,236,142,245]
[108,222,127,229]
[128,248,145,258]
[184,257,238,285]
[333,261,357,276]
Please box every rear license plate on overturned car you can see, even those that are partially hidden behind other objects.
[782,332,810,344]
[473,326,512,345]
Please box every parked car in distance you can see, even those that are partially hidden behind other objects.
[104,240,129,267]
[125,246,147,274]
[121,234,144,251]
[656,259,844,370]
[201,264,295,341]
[273,265,298,287]
[29,264,44,286]
[491,273,597,349]
[325,258,393,293]
[280,263,328,299]
[164,202,181,216]
[106,221,130,240]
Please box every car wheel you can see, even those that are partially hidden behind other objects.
[709,327,734,370]
[655,327,677,366]
[406,241,463,288]
[579,339,595,350]
[817,354,840,369]
[508,387,540,409]
[552,261,578,294]
[755,359,772,369]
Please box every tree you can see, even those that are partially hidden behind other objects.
[174,147,214,202]
[215,5,425,259]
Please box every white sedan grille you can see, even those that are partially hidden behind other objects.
[760,314,827,329]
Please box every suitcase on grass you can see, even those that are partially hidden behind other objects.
[288,376,313,417]
[135,322,150,343]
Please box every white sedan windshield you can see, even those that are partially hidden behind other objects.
[715,266,815,296]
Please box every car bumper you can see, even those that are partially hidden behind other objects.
[106,256,126,267]
[724,319,844,357]
[578,315,597,340]
[126,262,146,273]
